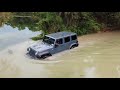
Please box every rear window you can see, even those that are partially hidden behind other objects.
[71,35,77,40]
[64,36,70,43]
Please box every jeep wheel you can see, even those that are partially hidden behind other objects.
[41,53,52,59]
[70,45,75,49]
[41,55,47,59]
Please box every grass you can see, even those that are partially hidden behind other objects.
[31,35,43,41]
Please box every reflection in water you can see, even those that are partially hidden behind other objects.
[84,66,96,78]
[83,56,96,78]
[116,66,120,77]
[83,56,94,63]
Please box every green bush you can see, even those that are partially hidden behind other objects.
[6,12,120,41]
[31,34,43,41]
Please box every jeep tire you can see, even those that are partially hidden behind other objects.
[70,44,78,49]
[41,53,52,59]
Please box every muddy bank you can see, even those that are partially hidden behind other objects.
[0,31,120,78]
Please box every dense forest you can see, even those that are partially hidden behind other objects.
[1,12,120,40]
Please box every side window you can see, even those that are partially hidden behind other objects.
[64,36,70,43]
[56,38,63,44]
[71,35,77,40]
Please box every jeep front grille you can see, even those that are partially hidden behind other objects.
[29,48,36,57]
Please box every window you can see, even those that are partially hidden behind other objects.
[43,36,55,45]
[71,35,77,40]
[56,38,63,44]
[64,36,70,43]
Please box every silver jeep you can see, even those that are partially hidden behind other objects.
[27,31,79,59]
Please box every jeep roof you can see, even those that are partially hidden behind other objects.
[45,31,76,39]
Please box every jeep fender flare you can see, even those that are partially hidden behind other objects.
[37,51,52,57]
[69,43,78,49]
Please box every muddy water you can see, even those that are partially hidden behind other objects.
[0,24,40,51]
[46,31,120,78]
[0,28,120,78]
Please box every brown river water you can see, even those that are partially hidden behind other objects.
[0,30,120,78]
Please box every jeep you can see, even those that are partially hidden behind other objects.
[27,31,79,59]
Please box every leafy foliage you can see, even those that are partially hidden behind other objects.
[0,12,12,27]
[2,12,120,40]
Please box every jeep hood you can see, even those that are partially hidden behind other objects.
[30,42,53,52]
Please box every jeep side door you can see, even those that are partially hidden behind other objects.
[63,36,71,50]
[54,38,65,53]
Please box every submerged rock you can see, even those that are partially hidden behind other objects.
[8,49,13,54]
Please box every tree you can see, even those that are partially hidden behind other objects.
[0,12,12,27]
[3,12,120,40]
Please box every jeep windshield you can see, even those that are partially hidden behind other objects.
[42,36,55,45]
